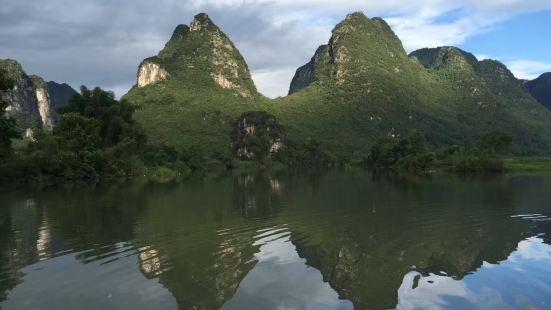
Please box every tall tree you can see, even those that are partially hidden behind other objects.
[0,69,20,157]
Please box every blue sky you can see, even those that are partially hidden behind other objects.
[460,10,551,79]
[0,0,550,97]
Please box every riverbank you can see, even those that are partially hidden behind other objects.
[504,157,551,174]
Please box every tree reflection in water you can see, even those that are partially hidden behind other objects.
[0,171,551,309]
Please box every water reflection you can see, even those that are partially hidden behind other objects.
[222,226,353,310]
[1,171,551,309]
[1,243,177,310]
[396,237,551,310]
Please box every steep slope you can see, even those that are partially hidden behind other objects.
[525,73,551,111]
[46,81,78,122]
[0,59,76,136]
[29,75,54,130]
[0,59,42,136]
[409,47,551,152]
[125,11,551,159]
[124,13,262,154]
[271,13,551,156]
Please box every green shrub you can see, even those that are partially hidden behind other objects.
[366,130,434,172]
[150,166,177,183]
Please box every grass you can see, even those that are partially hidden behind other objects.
[504,157,551,174]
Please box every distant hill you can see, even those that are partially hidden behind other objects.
[123,12,551,157]
[525,73,551,111]
[46,81,78,122]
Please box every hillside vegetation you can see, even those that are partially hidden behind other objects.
[124,12,551,164]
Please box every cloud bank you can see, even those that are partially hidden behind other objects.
[1,0,550,97]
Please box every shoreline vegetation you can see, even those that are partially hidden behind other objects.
[3,12,551,188]
[1,84,550,188]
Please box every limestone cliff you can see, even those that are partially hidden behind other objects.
[230,111,285,160]
[0,59,75,134]
[137,60,169,88]
[132,13,257,98]
[30,75,54,130]
[0,59,42,133]
[288,45,331,95]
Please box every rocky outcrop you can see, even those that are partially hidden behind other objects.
[230,111,285,160]
[30,75,53,130]
[289,45,330,95]
[131,13,257,98]
[137,60,169,88]
[0,59,42,133]
[0,59,75,134]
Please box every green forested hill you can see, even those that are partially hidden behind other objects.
[124,12,551,161]
[123,13,265,156]
[526,73,551,111]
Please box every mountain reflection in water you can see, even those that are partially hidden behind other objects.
[0,170,551,309]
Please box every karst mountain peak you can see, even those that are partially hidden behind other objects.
[135,12,257,98]
[122,11,551,157]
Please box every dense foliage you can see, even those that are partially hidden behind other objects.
[366,131,435,172]
[0,69,20,158]
[365,129,514,174]
[125,12,551,164]
[2,87,146,180]
[1,87,198,183]
[2,13,550,182]
[230,111,285,163]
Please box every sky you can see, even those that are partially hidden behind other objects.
[1,0,550,98]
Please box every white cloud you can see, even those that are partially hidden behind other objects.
[475,54,492,61]
[506,60,551,80]
[252,68,297,98]
[1,0,551,97]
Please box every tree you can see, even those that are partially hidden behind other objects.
[20,86,149,180]
[366,130,434,172]
[0,69,20,157]
[59,86,146,148]
[479,131,513,155]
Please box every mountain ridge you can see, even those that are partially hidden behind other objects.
[122,11,551,157]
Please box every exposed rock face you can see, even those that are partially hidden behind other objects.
[0,59,75,134]
[36,88,52,129]
[131,13,257,98]
[137,61,169,88]
[0,59,42,132]
[526,73,551,111]
[230,111,285,160]
[30,75,53,130]
[289,45,330,95]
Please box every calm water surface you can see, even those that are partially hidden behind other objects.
[1,169,551,309]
